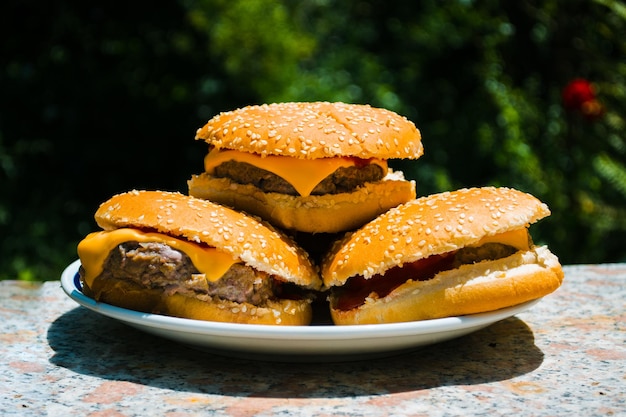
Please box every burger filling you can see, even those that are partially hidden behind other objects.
[81,241,300,306]
[332,241,525,311]
[203,147,389,197]
[213,159,385,196]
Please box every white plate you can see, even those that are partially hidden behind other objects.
[61,259,540,362]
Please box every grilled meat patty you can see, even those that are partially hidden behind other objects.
[452,242,520,268]
[213,160,385,195]
[90,241,275,305]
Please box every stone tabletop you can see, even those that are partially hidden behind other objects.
[1,264,625,416]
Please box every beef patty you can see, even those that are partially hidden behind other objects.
[452,242,520,268]
[89,241,275,305]
[213,160,385,195]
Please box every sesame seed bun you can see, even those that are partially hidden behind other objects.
[322,187,552,285]
[95,190,321,288]
[321,187,564,324]
[195,102,423,159]
[81,190,322,325]
[82,277,315,325]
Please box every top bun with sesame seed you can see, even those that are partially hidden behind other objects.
[77,190,322,325]
[321,187,564,325]
[188,102,423,233]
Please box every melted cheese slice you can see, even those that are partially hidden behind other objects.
[204,149,388,197]
[472,228,531,250]
[77,228,240,288]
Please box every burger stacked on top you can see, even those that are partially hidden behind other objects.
[77,101,564,326]
[188,102,423,234]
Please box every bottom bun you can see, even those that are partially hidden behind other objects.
[187,172,416,233]
[329,246,564,325]
[83,276,313,326]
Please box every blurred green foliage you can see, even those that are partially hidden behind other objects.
[1,0,625,280]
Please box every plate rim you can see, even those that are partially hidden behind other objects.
[60,259,540,342]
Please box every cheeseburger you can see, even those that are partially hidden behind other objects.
[321,187,564,325]
[188,102,423,234]
[77,190,322,325]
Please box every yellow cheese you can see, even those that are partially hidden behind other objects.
[473,228,531,250]
[203,149,388,197]
[77,228,240,288]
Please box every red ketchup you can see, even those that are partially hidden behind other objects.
[334,252,457,311]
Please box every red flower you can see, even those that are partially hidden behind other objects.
[562,78,604,120]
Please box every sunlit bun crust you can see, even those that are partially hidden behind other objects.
[95,190,321,289]
[83,276,313,325]
[195,102,423,160]
[328,246,564,324]
[322,187,552,287]
[188,170,416,233]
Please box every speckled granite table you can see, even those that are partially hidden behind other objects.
[1,264,625,416]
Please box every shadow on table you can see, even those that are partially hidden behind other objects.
[48,307,543,398]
